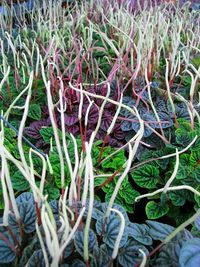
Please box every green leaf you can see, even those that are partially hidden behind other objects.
[102,155,126,170]
[101,148,126,170]
[40,127,62,144]
[176,164,193,180]
[11,170,30,191]
[131,165,160,189]
[180,154,191,166]
[49,150,71,188]
[194,185,200,207]
[44,184,60,201]
[119,183,140,204]
[168,190,187,206]
[94,175,111,187]
[175,127,193,147]
[190,151,200,166]
[191,54,200,68]
[145,201,169,219]
[105,188,124,206]
[0,190,4,210]
[194,166,200,182]
[28,104,41,120]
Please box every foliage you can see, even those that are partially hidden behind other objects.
[0,192,198,267]
[0,0,200,266]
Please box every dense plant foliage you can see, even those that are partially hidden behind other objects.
[0,191,199,267]
[0,0,200,266]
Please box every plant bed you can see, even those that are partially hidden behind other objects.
[0,0,200,266]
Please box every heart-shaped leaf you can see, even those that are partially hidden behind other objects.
[131,165,160,189]
[146,201,169,220]
[96,214,128,248]
[9,202,37,233]
[16,192,35,204]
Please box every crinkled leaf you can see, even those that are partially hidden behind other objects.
[49,150,70,187]
[28,104,41,120]
[195,216,200,231]
[118,239,149,267]
[155,240,182,267]
[44,184,60,201]
[121,120,132,132]
[146,201,169,219]
[193,166,200,183]
[101,203,129,222]
[63,240,73,259]
[101,150,126,170]
[176,164,193,180]
[146,220,174,241]
[119,183,140,204]
[39,127,62,144]
[27,249,45,267]
[168,189,192,206]
[131,165,160,189]
[190,151,200,166]
[175,128,193,147]
[74,229,98,256]
[64,113,79,126]
[9,202,37,233]
[16,192,35,205]
[11,170,30,191]
[91,244,111,267]
[157,112,173,129]
[18,243,35,267]
[96,214,128,248]
[179,238,200,267]
[128,223,152,245]
[0,232,16,263]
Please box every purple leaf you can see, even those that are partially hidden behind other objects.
[25,119,51,139]
[64,114,79,126]
[66,125,79,135]
[83,104,99,124]
[113,124,125,140]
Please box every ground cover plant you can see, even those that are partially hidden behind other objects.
[0,0,200,266]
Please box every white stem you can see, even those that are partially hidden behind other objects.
[111,208,125,259]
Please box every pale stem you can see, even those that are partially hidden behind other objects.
[17,71,34,176]
[163,148,179,193]
[111,208,125,260]
[36,222,49,267]
[84,142,94,262]
[139,249,147,267]
[46,80,65,189]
